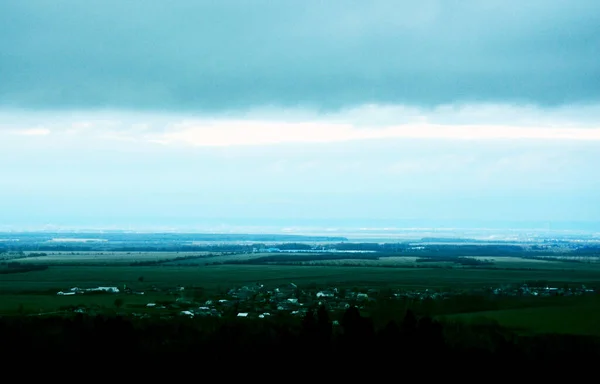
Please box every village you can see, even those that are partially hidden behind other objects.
[53,281,597,319]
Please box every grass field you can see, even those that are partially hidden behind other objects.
[466,256,600,270]
[164,253,600,270]
[3,263,600,293]
[163,252,276,265]
[0,293,175,315]
[8,251,600,271]
[278,256,576,269]
[8,251,213,265]
[3,252,600,328]
[441,295,600,336]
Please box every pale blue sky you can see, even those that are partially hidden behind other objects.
[1,1,599,231]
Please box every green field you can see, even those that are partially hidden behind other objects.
[8,251,600,271]
[3,251,600,333]
[0,293,174,315]
[8,251,213,265]
[441,295,600,336]
[3,263,600,293]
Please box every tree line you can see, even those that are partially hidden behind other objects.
[1,305,599,366]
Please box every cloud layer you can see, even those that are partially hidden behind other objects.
[2,2,599,229]
[1,0,599,111]
[3,103,600,147]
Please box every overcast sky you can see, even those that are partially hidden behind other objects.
[1,0,599,231]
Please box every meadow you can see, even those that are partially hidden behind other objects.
[3,260,600,290]
[8,251,213,265]
[441,295,600,336]
[5,251,600,294]
[3,249,600,336]
[264,255,576,269]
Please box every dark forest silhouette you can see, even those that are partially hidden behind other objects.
[2,305,599,367]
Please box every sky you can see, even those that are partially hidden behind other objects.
[1,0,600,232]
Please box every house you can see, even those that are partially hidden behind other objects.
[88,286,120,293]
[316,291,334,298]
[176,297,192,304]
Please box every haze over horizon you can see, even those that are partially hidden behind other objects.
[1,1,599,231]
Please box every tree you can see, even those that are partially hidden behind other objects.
[401,309,417,332]
[138,276,144,283]
[317,304,330,325]
[340,306,375,352]
[193,287,205,302]
[301,310,317,333]
[317,304,333,342]
[114,298,124,309]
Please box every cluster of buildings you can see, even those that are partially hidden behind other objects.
[55,281,597,319]
[164,282,597,319]
[144,284,468,319]
[490,284,595,297]
[57,286,120,295]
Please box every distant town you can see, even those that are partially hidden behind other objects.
[52,281,597,320]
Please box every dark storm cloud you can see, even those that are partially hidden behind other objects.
[1,0,599,111]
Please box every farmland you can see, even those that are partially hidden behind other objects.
[7,250,600,271]
[2,259,600,318]
[2,230,600,338]
[4,262,600,293]
[5,251,212,265]
[3,231,600,363]
[441,295,600,336]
